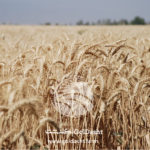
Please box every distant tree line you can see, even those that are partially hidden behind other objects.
[43,16,148,26]
[0,16,149,25]
[76,16,147,25]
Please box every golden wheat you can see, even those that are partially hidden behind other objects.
[0,25,150,149]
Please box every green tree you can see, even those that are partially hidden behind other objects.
[119,19,128,25]
[131,16,146,25]
[103,19,112,25]
[76,20,84,25]
[44,22,51,25]
[111,20,118,25]
[85,21,90,25]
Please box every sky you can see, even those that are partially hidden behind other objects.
[0,0,150,24]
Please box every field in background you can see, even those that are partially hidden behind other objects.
[0,26,150,149]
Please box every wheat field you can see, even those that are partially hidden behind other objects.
[0,25,150,149]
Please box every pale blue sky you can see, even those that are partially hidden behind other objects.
[0,0,149,24]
